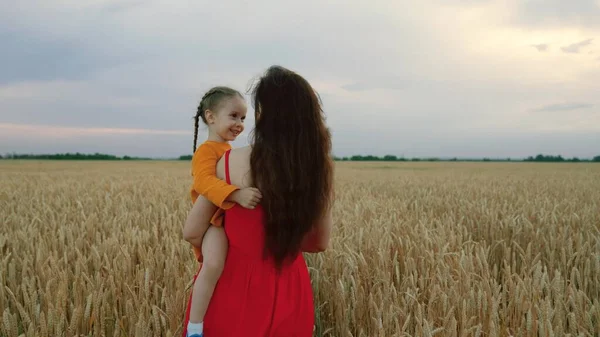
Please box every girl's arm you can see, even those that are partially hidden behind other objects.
[192,145,239,210]
[193,145,262,209]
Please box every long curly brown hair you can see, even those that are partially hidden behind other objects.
[249,65,334,269]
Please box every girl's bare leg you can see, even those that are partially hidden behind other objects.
[188,225,228,323]
[182,196,216,251]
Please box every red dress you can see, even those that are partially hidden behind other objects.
[182,150,315,337]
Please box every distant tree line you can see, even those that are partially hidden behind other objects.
[332,154,600,162]
[1,153,153,160]
[335,155,441,162]
[2,153,599,162]
[522,154,600,163]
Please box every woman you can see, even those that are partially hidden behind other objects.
[182,65,334,337]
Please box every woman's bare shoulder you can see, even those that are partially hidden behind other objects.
[216,146,252,186]
[224,145,251,163]
[230,146,252,155]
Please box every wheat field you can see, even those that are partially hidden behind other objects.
[1,160,599,337]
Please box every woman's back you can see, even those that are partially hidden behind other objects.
[215,147,277,260]
[202,149,315,337]
[182,65,332,337]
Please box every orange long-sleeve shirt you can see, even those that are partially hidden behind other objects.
[189,141,238,262]
[190,141,238,209]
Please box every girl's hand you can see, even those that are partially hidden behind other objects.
[231,188,262,209]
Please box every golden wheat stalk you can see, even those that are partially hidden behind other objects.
[1,161,599,336]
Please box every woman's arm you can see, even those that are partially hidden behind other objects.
[301,202,333,253]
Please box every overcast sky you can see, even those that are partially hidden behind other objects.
[1,0,599,158]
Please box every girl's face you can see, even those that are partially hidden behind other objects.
[206,95,247,142]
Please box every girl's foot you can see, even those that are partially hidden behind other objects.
[187,322,203,337]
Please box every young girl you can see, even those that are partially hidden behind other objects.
[182,86,262,337]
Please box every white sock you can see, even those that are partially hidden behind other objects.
[187,322,203,336]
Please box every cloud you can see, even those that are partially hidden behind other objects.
[341,77,414,91]
[0,123,189,138]
[0,122,247,157]
[561,39,594,53]
[532,102,594,112]
[100,0,148,14]
[1,0,600,158]
[531,44,549,52]
[0,80,148,105]
[0,79,173,130]
[513,0,600,28]
[0,30,121,85]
